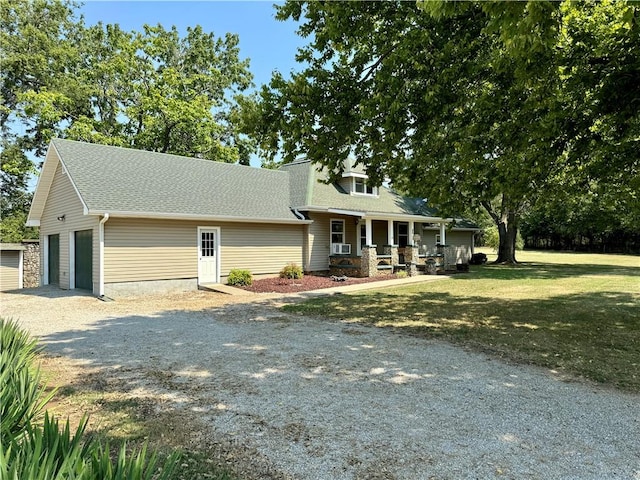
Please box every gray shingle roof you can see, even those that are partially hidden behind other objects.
[52,139,299,222]
[37,140,478,229]
[282,160,312,208]
[280,160,442,218]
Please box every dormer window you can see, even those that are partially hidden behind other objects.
[353,177,377,196]
[340,161,378,196]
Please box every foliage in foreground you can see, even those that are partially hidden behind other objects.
[0,318,179,479]
[283,251,640,392]
[0,318,52,442]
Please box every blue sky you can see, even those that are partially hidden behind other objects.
[78,1,306,91]
[23,1,304,188]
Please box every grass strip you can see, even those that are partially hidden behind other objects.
[284,251,639,392]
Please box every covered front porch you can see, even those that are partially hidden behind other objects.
[326,214,459,278]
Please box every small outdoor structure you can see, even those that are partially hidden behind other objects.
[0,241,40,292]
[26,139,478,297]
[0,243,25,291]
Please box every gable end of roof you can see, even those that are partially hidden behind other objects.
[38,139,302,223]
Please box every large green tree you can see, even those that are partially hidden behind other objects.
[248,0,639,263]
[556,1,640,243]
[1,0,255,241]
[0,0,79,241]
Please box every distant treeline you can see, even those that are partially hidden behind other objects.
[511,183,640,254]
[522,230,640,254]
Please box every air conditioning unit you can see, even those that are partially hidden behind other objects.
[332,243,351,255]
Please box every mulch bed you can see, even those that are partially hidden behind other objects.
[239,273,400,294]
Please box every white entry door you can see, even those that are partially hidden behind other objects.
[198,227,219,284]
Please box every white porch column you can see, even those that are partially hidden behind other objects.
[440,222,446,245]
[387,220,394,245]
[365,218,373,246]
[409,221,415,245]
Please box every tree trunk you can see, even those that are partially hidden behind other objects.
[481,196,520,264]
[495,211,518,264]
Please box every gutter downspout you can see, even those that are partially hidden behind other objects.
[292,209,308,271]
[98,213,109,297]
[292,209,306,221]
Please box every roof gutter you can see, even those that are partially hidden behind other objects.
[86,210,312,225]
[98,213,109,298]
[294,206,450,224]
[361,213,450,223]
[424,226,481,232]
[327,208,365,218]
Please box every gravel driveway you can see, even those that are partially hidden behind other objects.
[2,287,639,479]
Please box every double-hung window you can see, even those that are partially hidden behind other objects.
[354,177,376,195]
[331,219,345,244]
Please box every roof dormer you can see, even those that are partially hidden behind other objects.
[340,159,379,197]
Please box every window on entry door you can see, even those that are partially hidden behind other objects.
[201,230,216,257]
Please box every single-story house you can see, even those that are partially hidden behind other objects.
[27,139,478,297]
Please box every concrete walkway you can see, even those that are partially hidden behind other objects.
[199,283,248,295]
[300,273,449,297]
[202,274,450,297]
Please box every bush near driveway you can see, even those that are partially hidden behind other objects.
[227,269,253,286]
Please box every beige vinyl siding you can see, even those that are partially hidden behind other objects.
[104,218,304,283]
[450,244,472,264]
[0,250,21,291]
[338,216,358,251]
[307,213,361,271]
[337,177,352,194]
[446,231,475,247]
[372,220,388,253]
[345,218,358,247]
[220,223,303,276]
[445,231,475,263]
[421,230,474,249]
[39,157,99,292]
[307,213,330,271]
[104,219,197,282]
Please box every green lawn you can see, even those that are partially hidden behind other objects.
[284,250,640,392]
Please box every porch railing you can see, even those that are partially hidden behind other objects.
[329,244,472,277]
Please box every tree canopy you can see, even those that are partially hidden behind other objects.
[247,0,640,261]
[1,0,255,241]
